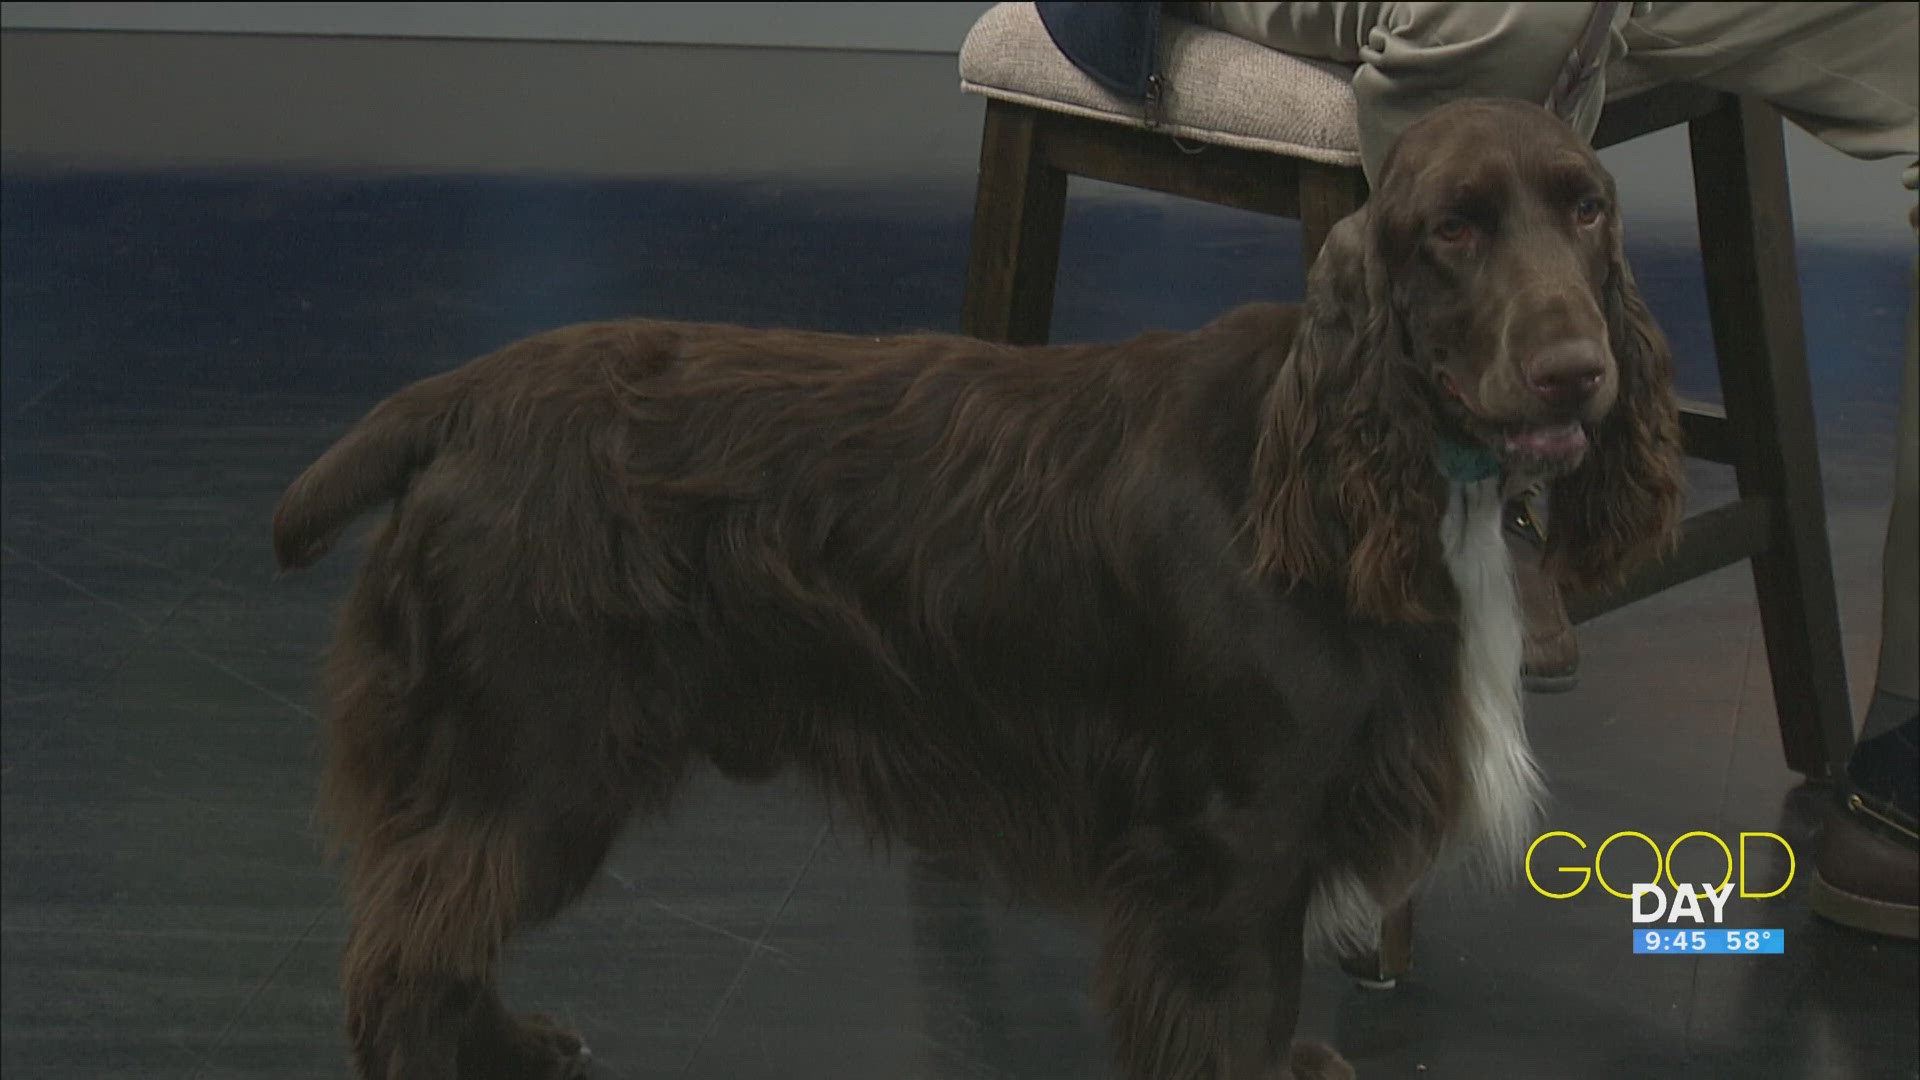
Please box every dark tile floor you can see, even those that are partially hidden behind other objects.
[2,168,1915,1080]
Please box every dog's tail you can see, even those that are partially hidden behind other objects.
[273,374,459,571]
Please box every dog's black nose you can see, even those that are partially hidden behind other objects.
[1527,341,1606,411]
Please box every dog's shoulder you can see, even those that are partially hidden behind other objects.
[1203,301,1304,342]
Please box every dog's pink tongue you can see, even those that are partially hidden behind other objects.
[1506,422,1587,457]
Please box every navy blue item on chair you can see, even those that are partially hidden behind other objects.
[1035,1,1163,99]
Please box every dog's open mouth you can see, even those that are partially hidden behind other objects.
[1504,421,1587,460]
[1435,369,1591,471]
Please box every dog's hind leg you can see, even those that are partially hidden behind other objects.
[340,797,629,1080]
[452,802,636,1080]
[330,639,683,1079]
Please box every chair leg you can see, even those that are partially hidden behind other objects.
[1688,95,1855,779]
[1298,160,1368,273]
[1338,901,1413,989]
[962,99,1068,345]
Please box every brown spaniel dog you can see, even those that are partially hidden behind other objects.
[276,99,1681,1080]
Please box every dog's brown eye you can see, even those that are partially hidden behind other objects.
[1575,197,1607,224]
[1434,217,1474,243]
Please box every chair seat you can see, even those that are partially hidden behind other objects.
[959,2,1362,167]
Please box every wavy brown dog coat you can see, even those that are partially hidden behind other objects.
[276,101,1682,1080]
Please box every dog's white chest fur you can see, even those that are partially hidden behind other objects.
[1306,478,1542,953]
[1440,479,1542,867]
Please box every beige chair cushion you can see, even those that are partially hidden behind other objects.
[959,2,1361,167]
[960,2,1367,166]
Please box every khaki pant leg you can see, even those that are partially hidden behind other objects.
[1189,3,1917,166]
[1187,2,1602,180]
[1611,2,1918,160]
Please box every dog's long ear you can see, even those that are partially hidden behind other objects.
[1249,208,1450,622]
[1545,238,1685,589]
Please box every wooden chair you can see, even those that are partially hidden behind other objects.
[957,2,1854,985]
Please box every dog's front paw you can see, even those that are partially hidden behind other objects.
[1286,1039,1355,1080]
[462,1012,592,1080]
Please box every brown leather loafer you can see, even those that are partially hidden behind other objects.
[1810,793,1919,939]
[1810,716,1919,939]
[1506,495,1579,694]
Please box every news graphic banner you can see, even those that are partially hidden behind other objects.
[1634,928,1785,954]
[1525,830,1795,956]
